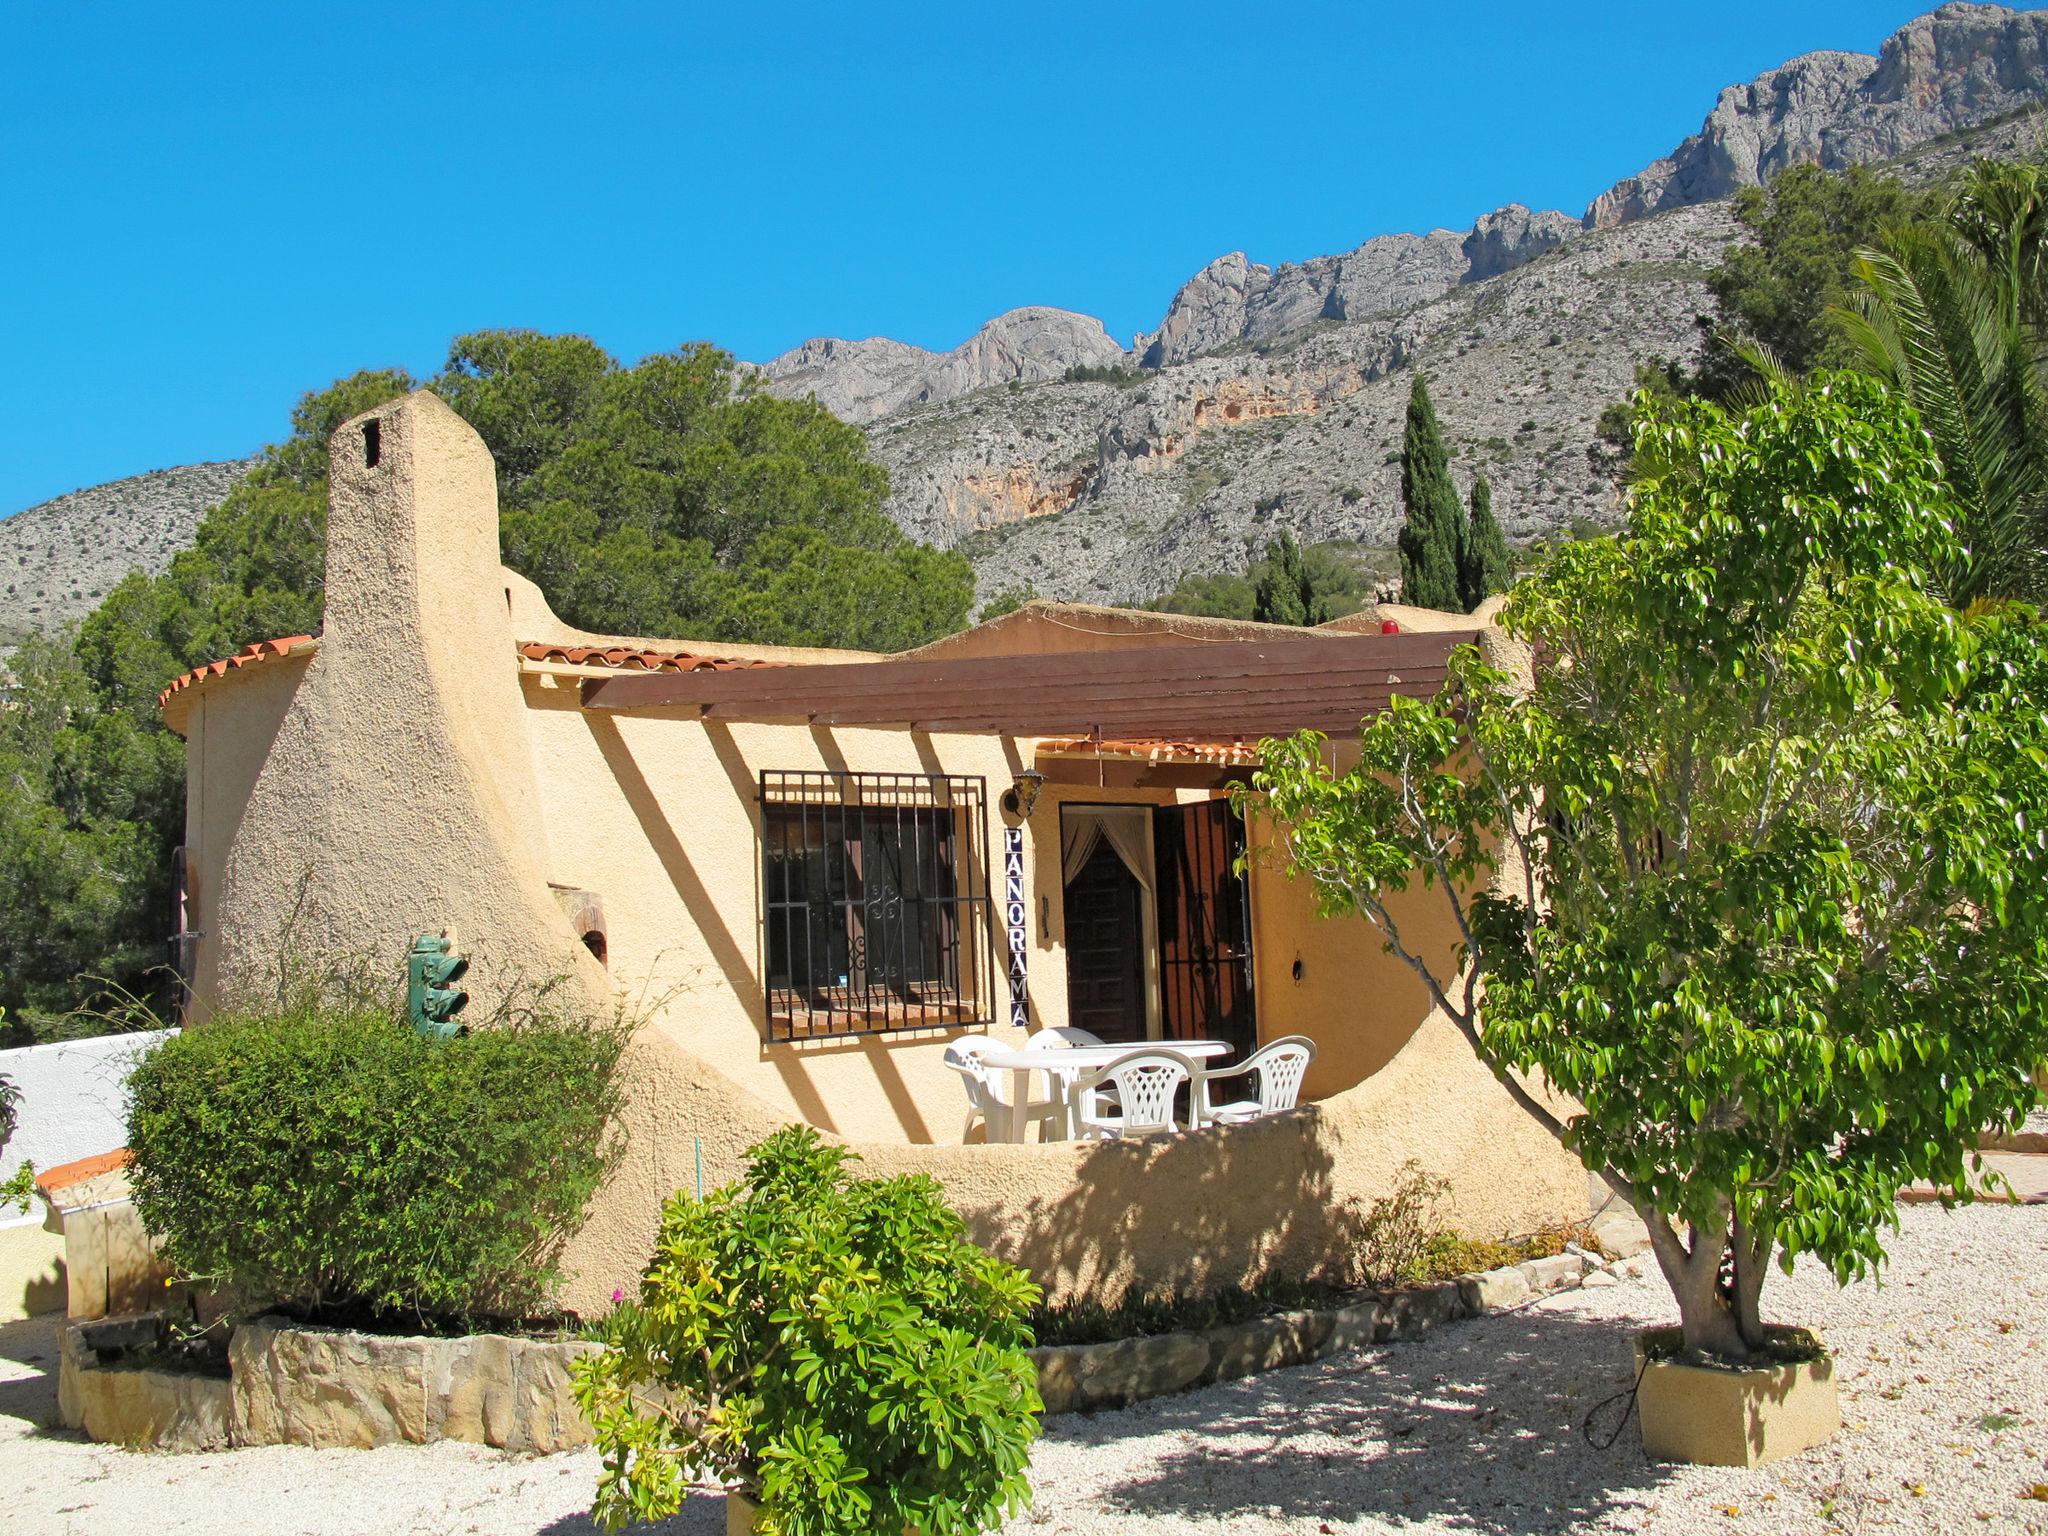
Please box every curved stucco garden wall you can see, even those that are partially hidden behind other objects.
[562,1001,1583,1313]
[173,391,1588,1317]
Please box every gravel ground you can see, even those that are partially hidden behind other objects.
[3,1201,2044,1536]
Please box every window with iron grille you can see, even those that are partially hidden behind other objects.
[760,771,994,1041]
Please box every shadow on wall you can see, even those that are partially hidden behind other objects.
[586,713,767,1023]
[954,1107,1370,1305]
[18,1262,64,1322]
[1069,1306,1677,1533]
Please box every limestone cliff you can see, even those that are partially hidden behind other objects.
[1585,3,2048,226]
[751,306,1126,422]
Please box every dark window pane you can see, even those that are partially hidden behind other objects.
[758,775,988,1040]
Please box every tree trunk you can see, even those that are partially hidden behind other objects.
[1639,1199,1753,1362]
[1730,1213,1772,1353]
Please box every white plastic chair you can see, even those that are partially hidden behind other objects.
[1195,1036,1316,1127]
[1027,1026,1106,1049]
[1023,1027,1113,1130]
[945,1037,1060,1143]
[1071,1050,1195,1138]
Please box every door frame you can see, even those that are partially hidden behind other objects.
[1057,802,1163,1039]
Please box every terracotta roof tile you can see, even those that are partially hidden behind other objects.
[155,632,785,720]
[516,642,785,673]
[33,1147,131,1197]
[1036,737,1263,765]
[156,635,315,712]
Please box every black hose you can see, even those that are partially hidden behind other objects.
[1582,1356,1650,1450]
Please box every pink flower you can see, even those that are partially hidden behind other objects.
[612,1288,624,1304]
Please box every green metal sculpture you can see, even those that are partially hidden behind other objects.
[407,935,468,1039]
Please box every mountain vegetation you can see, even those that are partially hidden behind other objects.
[0,334,969,1039]
[1396,376,1466,611]
[1147,534,1373,624]
[1458,474,1510,610]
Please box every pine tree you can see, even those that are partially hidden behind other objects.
[1397,375,1465,610]
[1253,531,1310,626]
[1459,473,1511,608]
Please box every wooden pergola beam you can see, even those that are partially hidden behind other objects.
[579,630,1474,740]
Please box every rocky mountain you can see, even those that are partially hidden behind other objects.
[762,5,2048,418]
[750,306,1126,422]
[8,5,2048,642]
[855,3,2048,608]
[0,460,255,645]
[1588,2,2048,226]
[871,195,1745,603]
[1129,210,1582,371]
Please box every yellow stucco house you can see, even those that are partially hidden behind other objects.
[159,390,1586,1312]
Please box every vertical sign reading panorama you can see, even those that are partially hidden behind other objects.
[1004,828,1028,1028]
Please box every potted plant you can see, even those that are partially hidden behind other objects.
[574,1126,1042,1535]
[1239,374,2048,1465]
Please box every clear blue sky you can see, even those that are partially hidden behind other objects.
[0,1,1940,512]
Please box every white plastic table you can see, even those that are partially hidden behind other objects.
[978,1040,1236,1142]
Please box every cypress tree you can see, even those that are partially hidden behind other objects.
[1397,375,1465,610]
[1459,472,1511,608]
[1253,531,1310,626]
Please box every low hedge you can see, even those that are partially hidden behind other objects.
[126,999,627,1324]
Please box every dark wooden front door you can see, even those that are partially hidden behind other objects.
[1063,840,1147,1043]
[1156,800,1257,1057]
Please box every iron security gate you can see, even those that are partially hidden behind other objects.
[1154,799,1257,1057]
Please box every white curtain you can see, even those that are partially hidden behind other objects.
[1062,817,1102,887]
[1061,807,1155,897]
[1059,806,1160,1036]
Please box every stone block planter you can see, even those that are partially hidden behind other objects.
[1634,1324,1839,1467]
[63,1243,1633,1448]
[57,1317,232,1451]
[230,1318,597,1452]
[58,1313,598,1453]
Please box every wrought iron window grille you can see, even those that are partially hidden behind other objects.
[759,770,995,1042]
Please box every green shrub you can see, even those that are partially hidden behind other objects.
[575,1126,1040,1536]
[0,1024,31,1215]
[125,995,626,1323]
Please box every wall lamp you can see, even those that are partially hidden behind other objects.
[1002,770,1047,820]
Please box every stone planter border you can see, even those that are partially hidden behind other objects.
[1030,1246,1640,1415]
[61,1246,1647,1448]
[59,1312,598,1453]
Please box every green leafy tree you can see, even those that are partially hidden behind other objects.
[976,586,1035,623]
[7,333,972,1028]
[1457,473,1510,609]
[0,635,173,1036]
[1253,531,1311,625]
[1147,566,1258,619]
[1396,376,1464,610]
[575,1126,1041,1535]
[1705,163,1924,387]
[1152,537,1371,624]
[1239,375,2048,1362]
[1592,359,1691,478]
[1832,157,2048,603]
[1591,162,1924,470]
[0,1017,30,1213]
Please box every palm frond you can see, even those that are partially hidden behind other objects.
[1829,222,2048,604]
